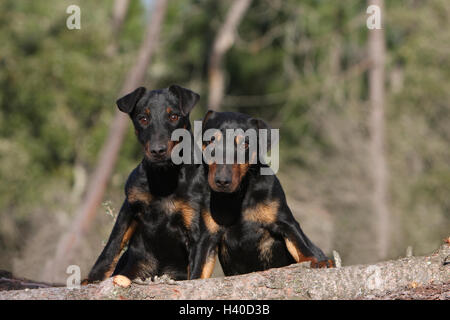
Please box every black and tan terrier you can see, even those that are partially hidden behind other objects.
[196,111,334,276]
[84,85,213,283]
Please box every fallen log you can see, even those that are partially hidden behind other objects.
[0,271,59,292]
[1,241,448,300]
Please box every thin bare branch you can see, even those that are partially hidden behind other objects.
[367,0,390,259]
[106,0,131,56]
[208,0,253,110]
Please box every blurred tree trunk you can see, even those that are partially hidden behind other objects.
[367,0,390,259]
[208,0,253,110]
[43,0,168,283]
[106,0,130,56]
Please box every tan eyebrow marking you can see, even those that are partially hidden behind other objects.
[214,131,222,142]
[235,134,244,145]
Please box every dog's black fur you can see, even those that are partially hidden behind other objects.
[85,85,211,282]
[196,111,334,276]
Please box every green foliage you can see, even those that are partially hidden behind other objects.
[0,0,145,254]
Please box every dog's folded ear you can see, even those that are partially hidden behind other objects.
[248,117,272,152]
[248,117,271,132]
[202,110,215,128]
[116,87,146,114]
[169,85,200,116]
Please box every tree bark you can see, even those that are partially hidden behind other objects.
[208,0,253,110]
[367,0,390,260]
[43,0,168,283]
[8,241,449,300]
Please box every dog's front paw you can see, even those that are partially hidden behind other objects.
[310,259,335,268]
[153,274,176,285]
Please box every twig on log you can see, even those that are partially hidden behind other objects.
[333,250,342,268]
[406,246,413,257]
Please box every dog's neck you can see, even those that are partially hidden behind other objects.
[142,159,181,196]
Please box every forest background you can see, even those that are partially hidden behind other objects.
[0,0,448,282]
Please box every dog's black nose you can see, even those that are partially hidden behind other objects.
[150,145,167,157]
[215,177,231,188]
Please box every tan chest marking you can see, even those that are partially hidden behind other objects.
[176,200,195,229]
[202,209,220,234]
[162,198,195,229]
[127,186,152,205]
[243,201,279,224]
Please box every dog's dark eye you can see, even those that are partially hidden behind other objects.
[169,114,179,122]
[204,136,215,147]
[139,116,149,126]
